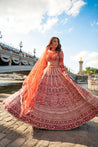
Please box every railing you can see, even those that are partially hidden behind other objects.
[0,66,33,73]
[0,46,38,66]
[0,46,36,62]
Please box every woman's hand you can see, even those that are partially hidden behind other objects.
[62,71,70,78]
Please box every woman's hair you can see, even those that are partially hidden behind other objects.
[47,37,61,52]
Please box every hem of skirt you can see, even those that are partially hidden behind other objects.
[3,105,98,130]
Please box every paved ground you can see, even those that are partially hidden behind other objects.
[0,94,98,147]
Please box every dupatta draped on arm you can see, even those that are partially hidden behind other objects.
[20,46,49,115]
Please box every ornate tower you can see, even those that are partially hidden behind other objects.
[78,57,83,75]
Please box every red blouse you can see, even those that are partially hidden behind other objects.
[46,50,66,73]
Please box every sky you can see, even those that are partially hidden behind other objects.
[0,0,98,73]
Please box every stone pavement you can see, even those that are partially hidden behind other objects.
[0,96,98,147]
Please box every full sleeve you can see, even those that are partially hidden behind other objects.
[59,50,70,78]
[59,50,67,73]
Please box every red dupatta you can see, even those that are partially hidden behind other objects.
[20,46,49,115]
[20,46,67,115]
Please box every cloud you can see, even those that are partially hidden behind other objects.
[68,27,73,32]
[0,0,86,33]
[61,18,68,25]
[91,21,98,27]
[38,17,58,33]
[91,21,95,27]
[54,31,63,35]
[66,0,86,16]
[86,60,98,68]
[71,51,98,70]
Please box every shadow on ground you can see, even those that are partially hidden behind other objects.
[0,124,24,140]
[33,121,98,146]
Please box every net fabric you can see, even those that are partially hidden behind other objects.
[59,50,66,73]
[59,51,71,80]
[20,46,49,115]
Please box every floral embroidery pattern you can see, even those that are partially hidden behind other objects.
[3,50,98,130]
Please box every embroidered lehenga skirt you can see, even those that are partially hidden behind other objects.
[3,50,98,130]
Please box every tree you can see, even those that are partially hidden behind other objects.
[94,68,98,74]
[65,66,68,71]
[83,67,98,75]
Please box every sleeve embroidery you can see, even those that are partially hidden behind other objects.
[59,50,66,73]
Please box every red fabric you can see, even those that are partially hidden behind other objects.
[20,46,49,115]
[21,49,68,115]
[59,50,67,73]
[3,49,98,130]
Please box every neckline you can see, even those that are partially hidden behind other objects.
[48,50,57,53]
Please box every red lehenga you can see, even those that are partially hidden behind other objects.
[3,48,98,130]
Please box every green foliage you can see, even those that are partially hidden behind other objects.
[83,67,98,75]
[65,66,68,71]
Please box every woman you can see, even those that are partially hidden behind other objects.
[3,37,98,130]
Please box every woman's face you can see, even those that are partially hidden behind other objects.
[51,38,58,50]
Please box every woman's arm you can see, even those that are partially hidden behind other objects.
[59,50,66,73]
[59,50,70,77]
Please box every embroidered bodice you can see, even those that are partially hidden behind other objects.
[46,50,66,73]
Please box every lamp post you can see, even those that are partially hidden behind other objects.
[33,48,36,57]
[19,41,23,65]
[19,41,23,52]
[0,31,2,39]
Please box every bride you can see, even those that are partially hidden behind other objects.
[3,37,98,130]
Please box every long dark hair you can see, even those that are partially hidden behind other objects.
[47,37,61,52]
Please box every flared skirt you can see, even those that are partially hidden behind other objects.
[3,65,98,130]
